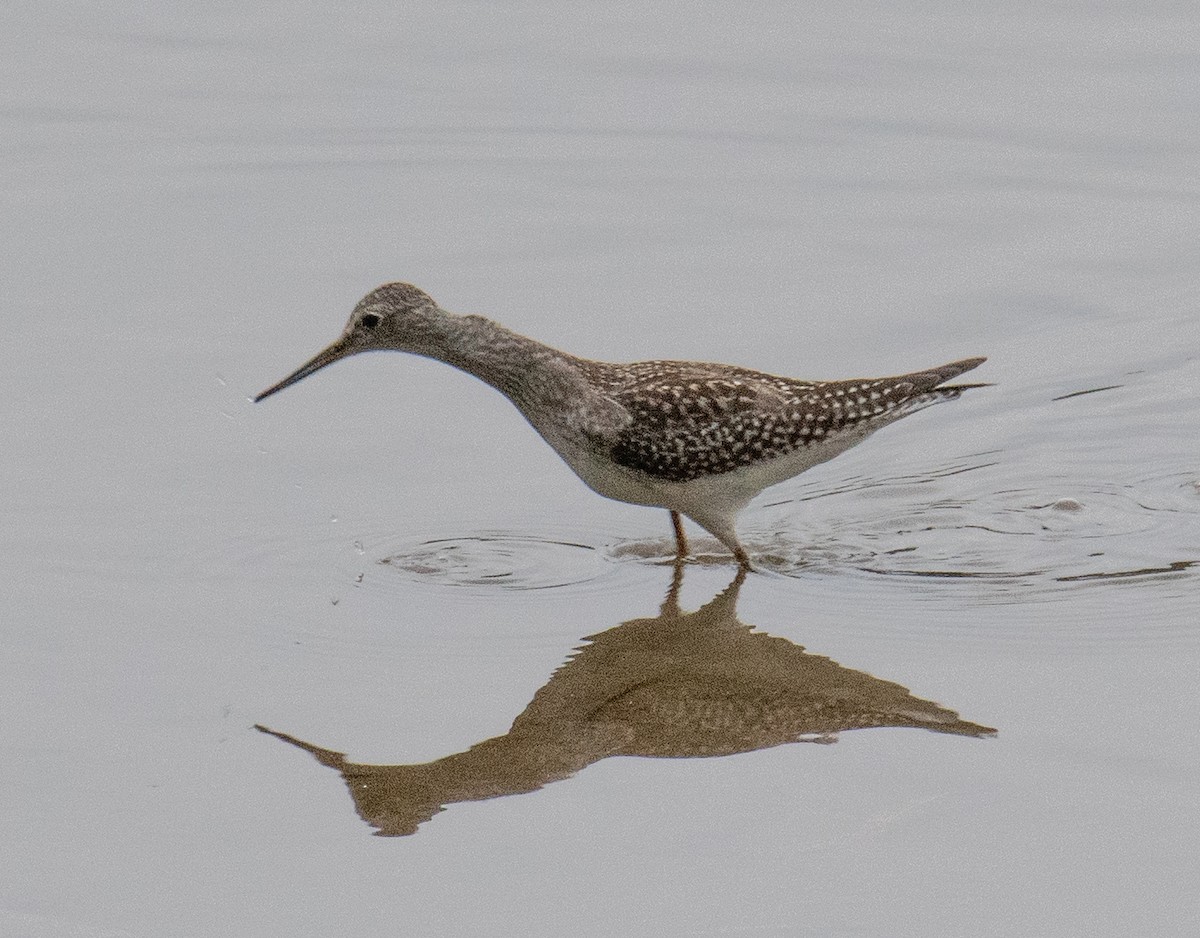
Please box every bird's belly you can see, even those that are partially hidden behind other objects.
[536,416,885,525]
[551,440,672,508]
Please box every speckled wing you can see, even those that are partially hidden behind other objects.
[603,357,987,482]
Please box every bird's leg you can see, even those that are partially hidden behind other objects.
[708,523,753,569]
[670,510,689,559]
[713,528,753,570]
[682,510,754,570]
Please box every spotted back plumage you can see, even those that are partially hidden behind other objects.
[596,357,987,482]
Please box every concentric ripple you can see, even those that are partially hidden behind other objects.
[378,533,612,591]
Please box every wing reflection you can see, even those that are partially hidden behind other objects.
[257,567,995,836]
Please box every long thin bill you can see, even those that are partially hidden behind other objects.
[254,336,355,402]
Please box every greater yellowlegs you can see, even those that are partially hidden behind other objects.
[255,283,987,567]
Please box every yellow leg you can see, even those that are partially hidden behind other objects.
[670,510,689,558]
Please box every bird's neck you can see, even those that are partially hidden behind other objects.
[421,313,591,412]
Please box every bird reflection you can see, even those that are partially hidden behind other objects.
[256,567,996,836]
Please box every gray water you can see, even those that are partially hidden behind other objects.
[3,3,1198,937]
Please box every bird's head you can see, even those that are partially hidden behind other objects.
[254,282,444,402]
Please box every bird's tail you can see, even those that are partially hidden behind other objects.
[876,357,989,418]
[915,356,989,390]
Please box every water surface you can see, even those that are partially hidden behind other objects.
[3,3,1197,936]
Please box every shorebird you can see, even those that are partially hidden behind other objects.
[255,283,987,567]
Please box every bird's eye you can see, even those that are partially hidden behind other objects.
[360,313,382,330]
